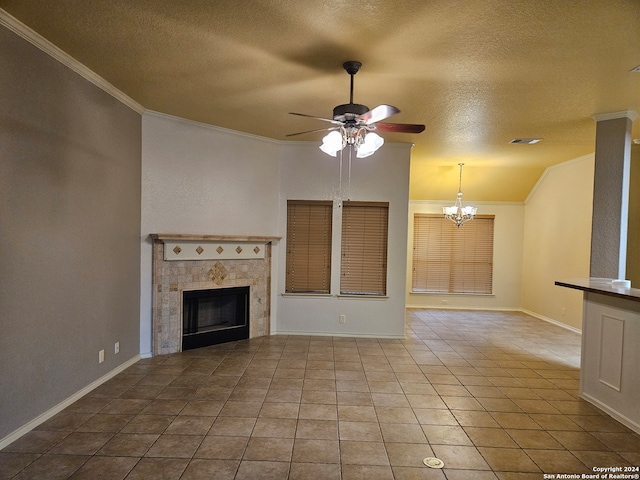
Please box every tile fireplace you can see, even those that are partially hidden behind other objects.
[150,234,279,355]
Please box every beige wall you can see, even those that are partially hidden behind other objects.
[521,155,594,330]
[0,24,141,441]
[627,145,640,287]
[406,201,525,310]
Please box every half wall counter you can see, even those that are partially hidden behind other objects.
[555,278,640,434]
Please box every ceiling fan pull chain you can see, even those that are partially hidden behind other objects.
[348,145,352,200]
[339,148,343,197]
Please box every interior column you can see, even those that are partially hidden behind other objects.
[590,110,637,279]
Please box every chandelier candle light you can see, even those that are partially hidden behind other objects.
[443,163,477,227]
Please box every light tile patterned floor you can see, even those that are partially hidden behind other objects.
[2,309,639,479]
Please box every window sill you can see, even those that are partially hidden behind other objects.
[281,292,333,298]
[337,294,389,300]
[280,293,390,300]
[410,291,494,296]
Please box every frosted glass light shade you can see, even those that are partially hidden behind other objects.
[461,206,477,216]
[356,132,384,158]
[319,131,344,156]
[442,206,456,216]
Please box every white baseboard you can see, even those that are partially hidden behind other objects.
[519,309,582,334]
[273,330,405,340]
[0,355,140,450]
[580,392,640,435]
[406,305,519,312]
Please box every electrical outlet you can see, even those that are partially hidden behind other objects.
[441,299,448,305]
[114,342,120,354]
[561,307,566,316]
[98,349,105,363]
[339,314,346,324]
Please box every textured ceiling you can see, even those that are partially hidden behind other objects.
[2,0,639,201]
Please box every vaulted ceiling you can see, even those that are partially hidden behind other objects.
[2,0,639,201]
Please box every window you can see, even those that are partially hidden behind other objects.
[340,202,389,296]
[286,200,332,293]
[412,214,494,294]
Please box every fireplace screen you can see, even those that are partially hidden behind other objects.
[182,286,249,350]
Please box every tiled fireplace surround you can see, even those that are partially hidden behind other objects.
[151,234,279,355]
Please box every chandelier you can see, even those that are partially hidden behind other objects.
[319,127,384,158]
[443,163,476,227]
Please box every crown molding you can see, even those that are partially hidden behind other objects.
[144,110,282,144]
[0,8,145,114]
[410,200,524,207]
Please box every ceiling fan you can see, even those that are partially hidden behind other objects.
[287,61,426,157]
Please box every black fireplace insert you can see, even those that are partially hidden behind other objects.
[182,286,249,350]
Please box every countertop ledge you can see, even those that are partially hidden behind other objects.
[555,278,640,302]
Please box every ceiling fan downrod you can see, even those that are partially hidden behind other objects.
[333,61,368,119]
[343,61,361,105]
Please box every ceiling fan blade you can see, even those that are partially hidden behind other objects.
[286,126,336,137]
[358,104,400,124]
[288,112,343,125]
[374,122,425,134]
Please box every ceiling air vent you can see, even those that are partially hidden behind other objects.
[510,138,542,145]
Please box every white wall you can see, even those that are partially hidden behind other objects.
[141,113,413,350]
[140,112,281,356]
[274,143,413,338]
[522,155,594,330]
[406,201,525,310]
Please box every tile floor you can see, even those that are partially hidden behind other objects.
[2,309,640,479]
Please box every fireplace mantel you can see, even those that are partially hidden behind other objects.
[151,234,281,243]
[150,234,279,355]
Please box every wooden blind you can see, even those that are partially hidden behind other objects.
[286,200,332,293]
[412,214,494,294]
[340,202,389,296]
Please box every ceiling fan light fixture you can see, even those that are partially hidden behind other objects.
[289,61,425,157]
[356,132,384,158]
[319,130,345,156]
